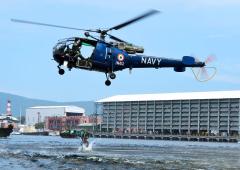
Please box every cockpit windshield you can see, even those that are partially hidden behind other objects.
[53,37,97,60]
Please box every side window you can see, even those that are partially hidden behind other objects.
[80,42,95,59]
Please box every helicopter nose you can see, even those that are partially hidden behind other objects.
[53,49,59,60]
[53,53,59,61]
[53,49,64,65]
[54,53,64,62]
[53,44,65,60]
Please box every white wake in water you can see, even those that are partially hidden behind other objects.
[78,141,95,152]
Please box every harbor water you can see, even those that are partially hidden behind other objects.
[0,135,240,170]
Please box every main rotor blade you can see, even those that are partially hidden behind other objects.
[107,33,127,43]
[107,9,160,31]
[11,19,97,32]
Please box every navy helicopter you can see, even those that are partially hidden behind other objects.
[11,10,216,86]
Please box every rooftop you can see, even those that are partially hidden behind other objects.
[97,90,240,103]
[28,106,85,114]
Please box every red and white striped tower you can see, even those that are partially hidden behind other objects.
[6,100,12,116]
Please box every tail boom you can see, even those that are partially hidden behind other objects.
[128,55,205,69]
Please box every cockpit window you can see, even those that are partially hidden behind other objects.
[53,37,96,60]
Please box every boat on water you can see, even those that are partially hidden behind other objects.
[0,115,19,137]
[60,129,91,147]
[0,100,19,137]
[0,124,13,137]
[60,130,80,138]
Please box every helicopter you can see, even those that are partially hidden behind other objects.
[11,10,216,86]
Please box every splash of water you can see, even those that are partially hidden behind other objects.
[78,141,95,152]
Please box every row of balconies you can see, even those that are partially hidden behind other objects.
[102,124,239,129]
[107,118,236,123]
[229,112,239,116]
[209,117,218,120]
[219,106,229,109]
[103,100,238,107]
[219,119,229,122]
[172,118,181,121]
[199,123,208,126]
[106,121,240,128]
[219,127,228,130]
[220,114,238,117]
[229,123,240,126]
[138,114,146,117]
[217,127,239,131]
[172,112,181,117]
[229,119,239,122]
[154,109,222,113]
[105,115,238,121]
[219,114,229,117]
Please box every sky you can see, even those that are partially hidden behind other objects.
[0,0,240,102]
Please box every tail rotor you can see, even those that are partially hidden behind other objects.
[192,55,217,82]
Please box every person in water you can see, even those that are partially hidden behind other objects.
[80,129,90,147]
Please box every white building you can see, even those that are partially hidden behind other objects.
[97,91,240,136]
[25,106,85,125]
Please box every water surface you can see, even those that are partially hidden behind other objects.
[0,135,239,169]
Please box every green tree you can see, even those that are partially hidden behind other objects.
[35,122,44,129]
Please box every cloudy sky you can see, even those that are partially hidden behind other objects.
[0,0,240,101]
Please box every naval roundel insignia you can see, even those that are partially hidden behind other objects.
[117,54,124,61]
